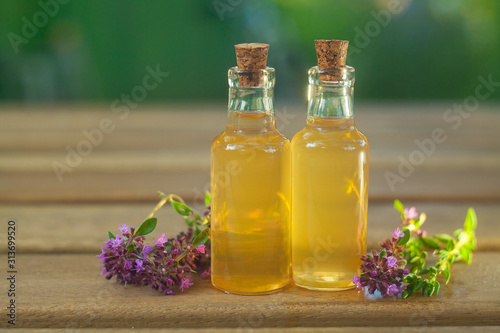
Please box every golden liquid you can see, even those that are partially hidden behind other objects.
[291,116,368,290]
[211,111,291,295]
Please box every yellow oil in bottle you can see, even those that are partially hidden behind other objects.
[211,111,291,295]
[291,116,368,290]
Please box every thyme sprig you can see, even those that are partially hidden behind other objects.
[354,200,477,298]
[98,191,211,295]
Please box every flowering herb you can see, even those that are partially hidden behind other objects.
[97,191,211,295]
[353,200,477,298]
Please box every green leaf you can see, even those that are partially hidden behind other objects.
[437,250,448,261]
[108,231,115,239]
[422,237,440,249]
[184,217,195,227]
[191,228,210,248]
[127,244,134,252]
[419,258,426,269]
[444,261,451,272]
[433,281,440,295]
[404,273,416,283]
[459,247,471,264]
[394,199,404,214]
[434,234,454,244]
[205,191,211,207]
[397,229,411,246]
[402,284,414,299]
[464,208,477,233]
[419,267,431,275]
[457,230,467,242]
[164,241,172,251]
[171,201,192,216]
[442,270,451,284]
[410,256,421,264]
[135,217,157,236]
[428,283,436,296]
[415,280,425,291]
[379,250,387,261]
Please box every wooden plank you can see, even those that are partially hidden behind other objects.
[2,104,499,145]
[2,165,500,203]
[1,104,499,203]
[5,253,499,328]
[6,327,500,332]
[1,202,498,254]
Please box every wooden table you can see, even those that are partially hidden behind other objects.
[1,103,499,331]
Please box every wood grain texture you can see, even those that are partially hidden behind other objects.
[5,328,500,333]
[1,104,499,202]
[1,104,499,330]
[3,253,499,329]
[1,202,498,254]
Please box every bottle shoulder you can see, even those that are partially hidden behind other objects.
[212,129,290,149]
[291,125,368,149]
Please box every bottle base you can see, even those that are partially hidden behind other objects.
[293,280,356,291]
[212,281,290,296]
[292,271,358,291]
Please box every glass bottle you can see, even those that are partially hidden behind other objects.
[211,65,291,295]
[291,65,369,290]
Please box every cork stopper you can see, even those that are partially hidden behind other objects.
[234,43,269,87]
[314,39,349,81]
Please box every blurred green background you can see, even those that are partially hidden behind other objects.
[0,0,499,102]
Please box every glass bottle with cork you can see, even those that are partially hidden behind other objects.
[291,40,369,290]
[211,43,291,295]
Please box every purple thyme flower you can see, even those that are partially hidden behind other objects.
[179,278,193,291]
[135,259,145,272]
[353,272,360,286]
[391,227,404,239]
[404,207,419,220]
[356,250,408,296]
[119,224,130,234]
[196,244,206,254]
[155,233,168,246]
[124,261,133,270]
[387,283,406,296]
[99,220,211,295]
[387,256,398,268]
[142,244,154,259]
[354,227,410,297]
[201,267,211,279]
[416,229,427,237]
[97,247,106,262]
[106,236,124,249]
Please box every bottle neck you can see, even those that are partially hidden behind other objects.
[227,67,276,132]
[306,66,355,127]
